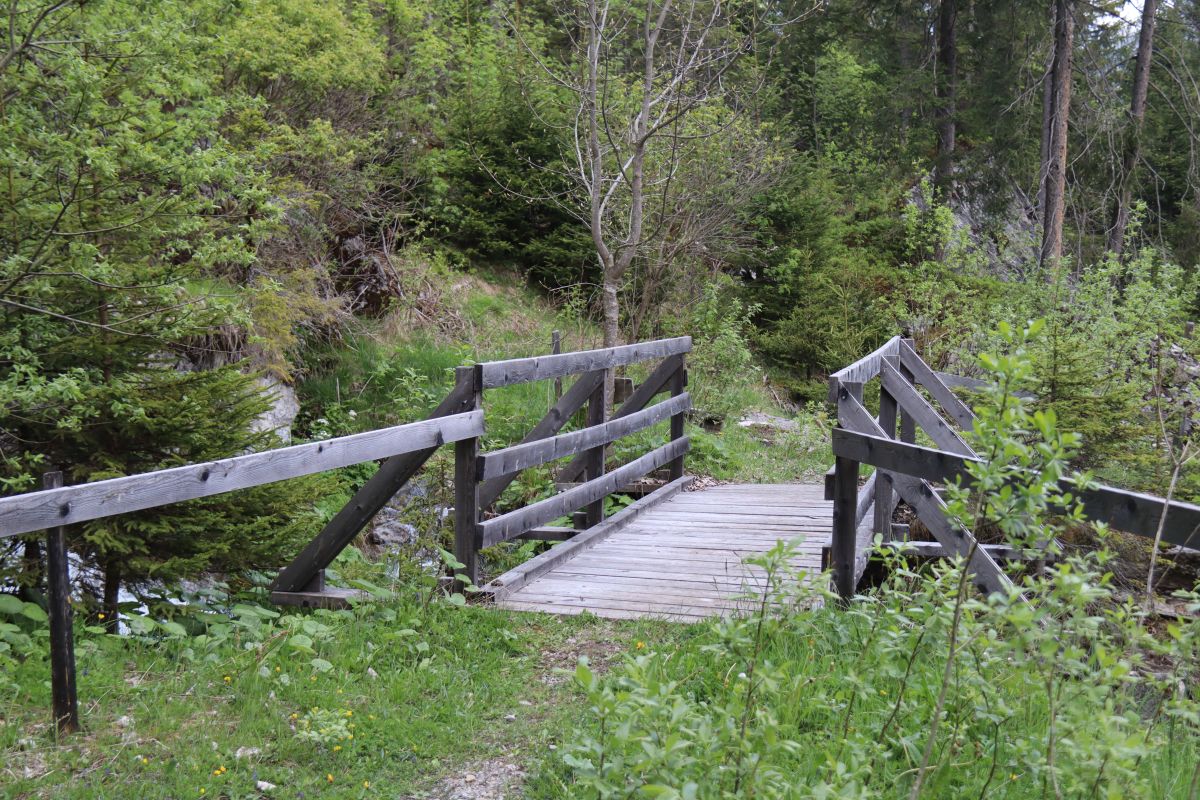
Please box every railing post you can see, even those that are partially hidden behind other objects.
[551,330,562,403]
[668,357,687,481]
[831,454,860,602]
[454,365,482,586]
[583,371,606,528]
[874,356,899,541]
[43,470,79,735]
[899,338,917,445]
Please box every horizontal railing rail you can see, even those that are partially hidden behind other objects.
[0,412,484,539]
[458,337,692,579]
[832,428,1200,551]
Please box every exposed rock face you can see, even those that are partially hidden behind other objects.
[252,376,300,443]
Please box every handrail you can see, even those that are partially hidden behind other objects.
[0,412,484,539]
[479,337,691,388]
[832,428,1200,552]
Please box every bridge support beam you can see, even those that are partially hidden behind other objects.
[831,454,860,602]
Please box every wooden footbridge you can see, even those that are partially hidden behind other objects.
[4,335,1200,733]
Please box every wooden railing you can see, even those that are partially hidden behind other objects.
[0,412,484,732]
[827,337,1200,601]
[454,337,692,585]
[0,335,692,733]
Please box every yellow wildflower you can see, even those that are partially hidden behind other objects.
[327,774,334,783]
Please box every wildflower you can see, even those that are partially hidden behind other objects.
[336,688,343,694]
[327,774,334,783]
[98,613,106,620]
[199,790,205,796]
[368,714,376,720]
[223,676,231,684]
[310,676,317,682]
[213,769,221,776]
[344,710,353,717]
[363,780,370,788]
[289,713,298,720]
[333,745,342,752]
[1010,774,1018,781]
[141,757,149,765]
[635,641,645,650]
[275,666,281,672]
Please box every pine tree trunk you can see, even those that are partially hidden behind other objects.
[1040,0,1074,269]
[934,0,957,195]
[103,557,120,634]
[1108,0,1158,258]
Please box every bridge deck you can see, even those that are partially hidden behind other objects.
[495,483,831,621]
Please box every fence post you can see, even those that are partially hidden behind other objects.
[583,372,606,528]
[43,470,79,734]
[831,454,860,602]
[668,356,687,481]
[551,330,562,403]
[899,338,917,445]
[874,357,898,541]
[454,365,482,586]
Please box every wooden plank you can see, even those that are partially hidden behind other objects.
[476,369,604,510]
[1,410,484,542]
[557,354,685,483]
[668,362,687,481]
[478,438,689,547]
[548,566,773,590]
[875,364,898,540]
[477,393,690,481]
[879,361,975,456]
[899,341,976,430]
[479,476,692,601]
[43,471,79,734]
[479,337,691,389]
[500,592,741,618]
[454,366,483,585]
[890,473,1012,595]
[272,380,478,592]
[831,427,1200,551]
[498,599,709,622]
[520,577,767,604]
[936,370,1037,400]
[583,371,607,529]
[837,391,1012,595]
[831,454,859,601]
[881,541,1056,561]
[515,526,576,542]
[269,586,369,610]
[827,336,902,402]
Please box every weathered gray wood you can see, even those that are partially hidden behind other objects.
[833,426,1200,551]
[557,354,685,483]
[935,370,1037,400]
[668,362,687,481]
[879,361,975,456]
[836,390,1012,595]
[516,526,577,542]
[899,339,917,445]
[454,366,483,585]
[831,455,859,601]
[43,471,79,735]
[899,341,976,430]
[583,374,607,529]
[1,410,484,541]
[478,438,689,547]
[889,473,1012,595]
[881,541,1056,562]
[479,337,691,389]
[857,471,877,527]
[875,369,898,540]
[269,586,368,610]
[480,475,693,601]
[827,336,902,403]
[476,369,605,510]
[271,381,479,592]
[551,330,563,401]
[477,394,690,480]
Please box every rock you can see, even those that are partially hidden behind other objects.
[256,780,277,791]
[116,716,132,728]
[235,746,261,759]
[367,667,379,680]
[503,714,517,722]
[737,412,799,432]
[251,376,300,443]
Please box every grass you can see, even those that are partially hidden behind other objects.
[2,587,693,799]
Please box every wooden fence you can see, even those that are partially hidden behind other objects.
[0,335,690,731]
[826,336,1200,600]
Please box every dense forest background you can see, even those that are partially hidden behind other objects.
[3,0,1200,603]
